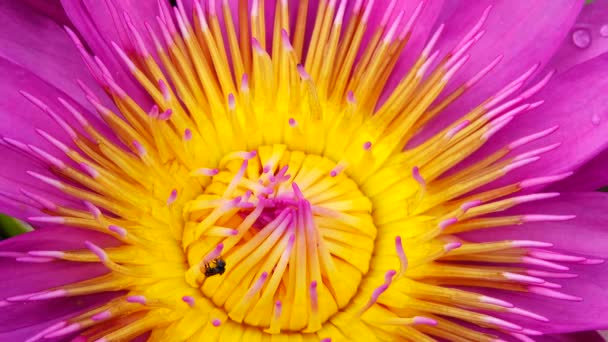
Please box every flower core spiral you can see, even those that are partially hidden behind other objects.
[1,1,600,341]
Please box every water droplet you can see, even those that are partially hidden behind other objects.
[592,114,601,126]
[572,29,592,49]
[600,24,608,37]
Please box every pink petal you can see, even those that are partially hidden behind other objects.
[462,192,608,333]
[0,58,109,219]
[0,226,119,299]
[21,0,71,26]
[0,292,119,338]
[417,0,583,140]
[535,332,606,342]
[546,0,608,74]
[463,192,608,258]
[471,53,608,189]
[550,147,608,192]
[0,1,107,112]
[0,227,121,336]
[59,0,159,107]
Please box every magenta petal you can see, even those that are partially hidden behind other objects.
[535,331,606,342]
[0,227,121,337]
[21,0,71,26]
[546,0,608,74]
[60,0,158,108]
[462,192,608,258]
[0,58,107,219]
[550,148,608,192]
[0,226,119,298]
[0,292,119,338]
[0,1,106,112]
[463,52,608,188]
[420,0,583,137]
[463,192,608,333]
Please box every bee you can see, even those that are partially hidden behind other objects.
[204,258,226,277]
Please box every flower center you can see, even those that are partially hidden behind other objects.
[182,145,376,332]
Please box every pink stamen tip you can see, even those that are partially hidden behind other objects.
[148,105,160,119]
[28,251,65,258]
[503,156,540,173]
[291,183,304,199]
[513,192,560,204]
[483,116,514,140]
[203,243,224,264]
[183,129,192,141]
[28,145,65,169]
[211,319,221,327]
[91,310,112,321]
[182,296,195,307]
[25,321,67,342]
[158,80,171,101]
[363,141,372,150]
[20,189,57,210]
[519,172,573,188]
[480,296,514,308]
[380,0,397,26]
[80,162,100,178]
[281,29,293,50]
[108,225,127,238]
[228,93,236,110]
[510,240,553,248]
[17,257,55,263]
[528,286,582,301]
[36,129,69,153]
[288,118,297,127]
[126,295,147,305]
[167,189,178,205]
[84,201,101,219]
[44,323,81,338]
[446,120,470,139]
[159,109,173,120]
[241,74,249,90]
[461,200,482,212]
[509,126,559,150]
[484,316,522,331]
[29,289,68,300]
[412,166,425,187]
[297,64,311,80]
[243,150,257,160]
[444,242,462,252]
[28,216,65,224]
[346,91,356,104]
[521,256,570,271]
[580,258,605,265]
[514,143,561,161]
[251,38,263,52]
[413,316,438,326]
[508,307,549,322]
[132,140,146,156]
[84,241,108,262]
[439,217,458,230]
[502,272,545,284]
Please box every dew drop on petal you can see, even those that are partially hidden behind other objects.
[592,114,601,126]
[600,24,608,37]
[572,28,592,49]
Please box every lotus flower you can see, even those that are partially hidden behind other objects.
[1,0,608,341]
